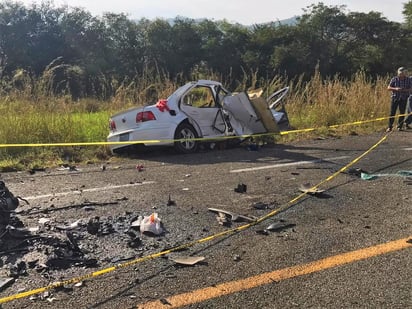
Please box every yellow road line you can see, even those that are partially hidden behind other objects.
[137,236,412,309]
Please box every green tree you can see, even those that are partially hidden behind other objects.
[0,1,69,75]
[403,1,412,28]
[169,18,202,78]
[144,19,173,75]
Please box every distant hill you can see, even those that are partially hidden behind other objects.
[134,16,299,27]
[277,16,298,26]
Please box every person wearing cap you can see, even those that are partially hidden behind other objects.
[386,67,412,132]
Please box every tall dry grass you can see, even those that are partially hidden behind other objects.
[284,71,390,133]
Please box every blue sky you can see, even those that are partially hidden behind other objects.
[20,0,405,24]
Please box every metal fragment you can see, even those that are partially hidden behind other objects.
[170,256,205,266]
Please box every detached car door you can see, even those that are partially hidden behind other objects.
[180,85,226,137]
[223,92,269,134]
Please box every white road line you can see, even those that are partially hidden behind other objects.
[24,181,156,200]
[230,156,350,173]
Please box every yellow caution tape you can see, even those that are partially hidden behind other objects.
[0,114,395,148]
[0,131,391,304]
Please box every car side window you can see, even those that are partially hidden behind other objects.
[182,86,216,108]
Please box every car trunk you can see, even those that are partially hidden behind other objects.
[109,107,143,133]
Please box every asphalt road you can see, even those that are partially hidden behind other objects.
[0,131,411,308]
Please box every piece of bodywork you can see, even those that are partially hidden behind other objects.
[208,208,255,223]
[298,183,325,195]
[170,256,205,266]
[107,80,290,154]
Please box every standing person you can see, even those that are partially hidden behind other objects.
[405,82,412,129]
[386,67,412,132]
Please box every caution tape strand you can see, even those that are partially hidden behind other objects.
[0,114,398,148]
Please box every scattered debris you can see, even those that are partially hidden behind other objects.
[86,217,100,235]
[346,168,368,177]
[255,221,296,235]
[234,183,247,193]
[298,183,325,195]
[56,219,82,231]
[127,235,142,248]
[0,277,15,292]
[233,254,241,262]
[57,165,79,172]
[265,222,296,232]
[398,171,412,177]
[9,261,28,278]
[361,170,412,181]
[167,195,176,206]
[216,212,231,226]
[252,202,269,210]
[208,208,255,223]
[38,218,51,225]
[28,167,46,175]
[5,226,34,238]
[140,213,164,236]
[255,229,269,235]
[20,201,119,216]
[170,256,205,266]
[131,216,143,228]
[0,180,25,228]
[360,172,377,180]
[0,200,172,293]
[46,255,98,270]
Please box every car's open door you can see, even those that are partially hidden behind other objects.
[179,85,227,137]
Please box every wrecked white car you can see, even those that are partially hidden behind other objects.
[107,80,290,154]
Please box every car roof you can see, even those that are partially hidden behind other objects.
[196,80,223,86]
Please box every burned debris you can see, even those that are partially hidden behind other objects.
[0,181,174,294]
[0,180,28,230]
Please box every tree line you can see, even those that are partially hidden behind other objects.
[1,1,412,99]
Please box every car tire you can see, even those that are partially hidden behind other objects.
[174,123,199,154]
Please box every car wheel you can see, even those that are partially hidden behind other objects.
[174,123,198,153]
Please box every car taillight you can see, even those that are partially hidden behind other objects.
[136,111,156,122]
[109,119,116,130]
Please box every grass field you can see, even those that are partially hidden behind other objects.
[0,72,393,171]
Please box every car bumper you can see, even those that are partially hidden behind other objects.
[107,127,174,151]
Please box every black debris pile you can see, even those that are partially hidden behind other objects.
[0,205,170,293]
[0,181,31,252]
[234,183,247,193]
[346,168,369,177]
[0,180,22,231]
